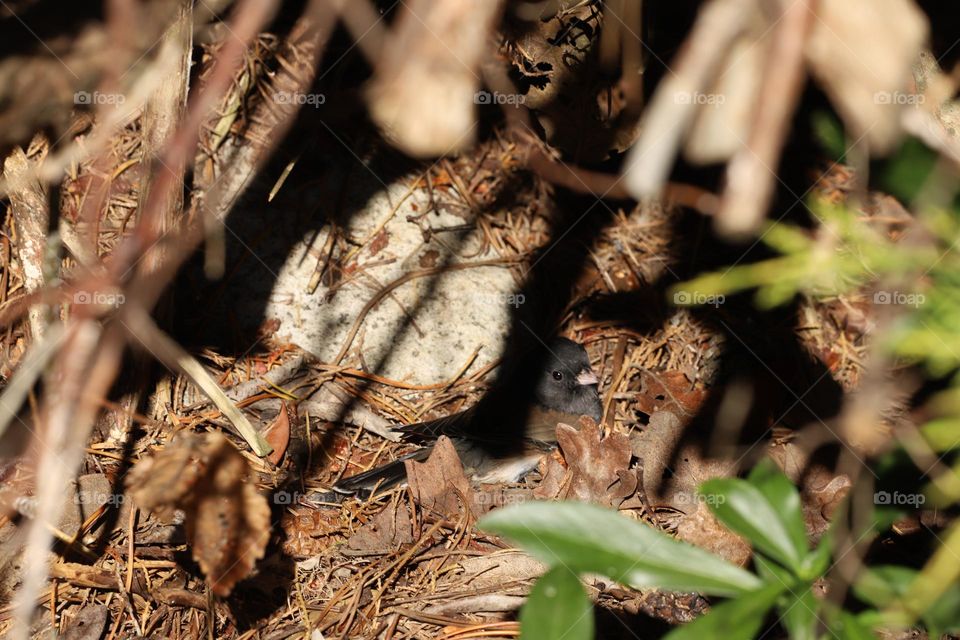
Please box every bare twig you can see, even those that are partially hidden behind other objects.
[4,144,50,341]
[715,0,813,237]
[623,0,754,198]
[11,2,284,634]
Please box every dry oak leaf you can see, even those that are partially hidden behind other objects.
[347,501,415,553]
[262,401,292,466]
[127,431,270,596]
[635,370,708,417]
[633,411,750,566]
[59,603,109,640]
[405,435,475,518]
[555,417,639,507]
[768,441,851,541]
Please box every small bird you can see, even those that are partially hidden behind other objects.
[331,337,602,496]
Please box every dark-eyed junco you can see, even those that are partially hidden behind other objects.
[331,337,602,496]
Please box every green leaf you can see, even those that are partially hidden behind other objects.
[872,506,907,532]
[755,555,817,640]
[920,418,960,452]
[923,579,960,635]
[811,110,847,162]
[520,567,594,640]
[882,137,937,203]
[858,564,960,635]
[799,533,832,581]
[664,584,784,640]
[853,565,916,607]
[748,461,809,562]
[754,554,795,587]
[831,612,878,640]
[479,502,762,598]
[780,587,818,640]
[700,477,805,572]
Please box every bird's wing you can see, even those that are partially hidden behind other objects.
[394,406,477,442]
[332,447,431,495]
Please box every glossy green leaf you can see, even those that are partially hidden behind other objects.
[664,584,784,640]
[755,555,816,640]
[831,612,877,640]
[923,579,960,635]
[882,138,937,203]
[811,110,847,162]
[748,461,809,561]
[700,477,804,572]
[520,567,594,640]
[799,533,833,581]
[479,502,762,597]
[853,565,916,607]
[920,418,960,452]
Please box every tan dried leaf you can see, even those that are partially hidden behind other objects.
[347,501,415,553]
[685,31,768,164]
[555,419,637,507]
[405,436,475,517]
[127,431,270,596]
[263,402,292,466]
[367,0,503,157]
[805,0,929,154]
[768,441,851,540]
[633,411,748,565]
[635,371,708,417]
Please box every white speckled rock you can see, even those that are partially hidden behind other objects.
[253,177,520,385]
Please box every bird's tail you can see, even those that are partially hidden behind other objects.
[331,447,431,496]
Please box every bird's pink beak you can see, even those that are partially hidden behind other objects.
[576,368,599,386]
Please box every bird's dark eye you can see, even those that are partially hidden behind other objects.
[552,370,563,381]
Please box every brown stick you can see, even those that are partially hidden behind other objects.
[4,143,50,341]
[715,0,813,237]
[13,3,284,636]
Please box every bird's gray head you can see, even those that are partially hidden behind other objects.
[534,337,603,420]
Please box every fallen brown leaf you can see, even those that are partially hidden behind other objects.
[127,431,270,596]
[405,436,475,518]
[633,411,748,565]
[368,228,390,256]
[553,418,639,507]
[59,603,109,640]
[768,441,851,540]
[263,401,292,466]
[280,506,345,559]
[636,371,708,417]
[533,448,570,501]
[347,501,415,553]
